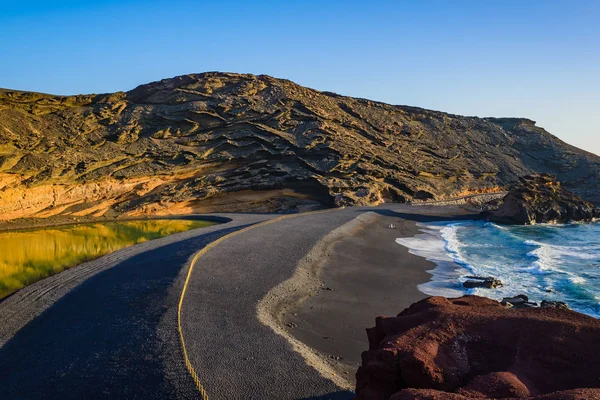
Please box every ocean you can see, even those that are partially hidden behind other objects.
[396,220,600,318]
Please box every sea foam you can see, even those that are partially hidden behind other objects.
[396,223,469,298]
[396,220,600,318]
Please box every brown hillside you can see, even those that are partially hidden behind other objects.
[1,72,598,222]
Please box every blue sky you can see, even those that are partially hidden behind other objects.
[1,0,599,155]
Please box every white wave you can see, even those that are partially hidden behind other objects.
[396,222,470,298]
[439,223,474,269]
[526,245,566,275]
[527,241,600,273]
[485,222,509,230]
[395,224,454,265]
[395,220,600,318]
[531,240,600,253]
[569,276,587,284]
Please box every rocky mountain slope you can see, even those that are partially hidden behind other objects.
[1,72,599,222]
[486,174,600,224]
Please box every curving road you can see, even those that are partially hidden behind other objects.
[179,208,367,399]
[0,213,274,400]
[0,205,470,399]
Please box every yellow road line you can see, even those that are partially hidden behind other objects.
[177,208,339,399]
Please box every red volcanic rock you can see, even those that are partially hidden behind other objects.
[355,296,600,400]
[390,388,600,400]
[456,371,531,398]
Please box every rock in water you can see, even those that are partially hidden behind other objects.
[462,276,503,289]
[355,295,600,400]
[501,294,529,306]
[486,174,600,225]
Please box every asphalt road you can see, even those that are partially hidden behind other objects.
[0,205,471,399]
[0,213,274,400]
[179,208,366,399]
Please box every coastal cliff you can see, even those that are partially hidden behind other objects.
[485,173,600,224]
[1,72,600,222]
[356,296,600,400]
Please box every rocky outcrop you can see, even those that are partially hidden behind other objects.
[540,300,569,310]
[1,73,600,223]
[500,294,530,307]
[485,174,600,225]
[390,388,600,399]
[356,296,600,400]
[500,294,540,309]
[462,276,503,289]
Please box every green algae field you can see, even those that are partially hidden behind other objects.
[0,219,216,299]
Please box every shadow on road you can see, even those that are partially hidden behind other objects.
[299,390,355,400]
[365,207,479,222]
[0,224,250,400]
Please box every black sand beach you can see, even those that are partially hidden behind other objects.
[279,207,477,380]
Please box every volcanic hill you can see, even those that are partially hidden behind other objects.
[1,72,599,222]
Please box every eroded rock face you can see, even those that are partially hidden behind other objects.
[356,296,600,400]
[486,174,600,225]
[1,73,600,223]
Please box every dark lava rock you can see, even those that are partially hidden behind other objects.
[355,295,600,400]
[462,276,503,289]
[390,388,600,399]
[486,174,600,225]
[502,296,569,310]
[501,294,529,307]
[541,300,570,310]
[514,301,539,308]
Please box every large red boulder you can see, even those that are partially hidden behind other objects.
[390,388,600,400]
[355,296,600,400]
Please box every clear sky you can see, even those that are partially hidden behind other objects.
[2,0,599,155]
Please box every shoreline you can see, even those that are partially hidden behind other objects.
[396,220,470,299]
[399,219,600,318]
[0,214,233,233]
[257,212,379,390]
[259,205,477,385]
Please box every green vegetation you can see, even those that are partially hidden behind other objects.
[0,219,216,299]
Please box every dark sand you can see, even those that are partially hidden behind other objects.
[281,207,476,379]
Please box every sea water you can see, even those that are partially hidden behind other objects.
[396,221,600,318]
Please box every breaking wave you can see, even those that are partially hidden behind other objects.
[396,220,600,318]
